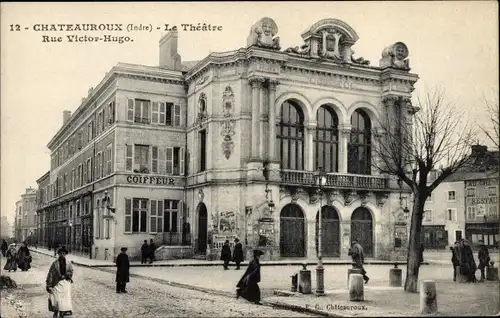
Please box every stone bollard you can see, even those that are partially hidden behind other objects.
[487,262,499,281]
[389,263,402,287]
[455,266,467,283]
[290,273,298,292]
[347,268,362,288]
[299,264,312,294]
[348,274,364,301]
[420,280,438,314]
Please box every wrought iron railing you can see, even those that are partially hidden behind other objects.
[280,169,389,190]
[162,232,191,246]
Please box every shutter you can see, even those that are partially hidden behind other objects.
[174,104,181,126]
[159,102,166,125]
[180,147,185,176]
[126,145,133,171]
[152,146,158,173]
[127,98,134,122]
[166,147,173,174]
[152,102,159,124]
[124,198,132,233]
[158,148,166,174]
[104,106,108,129]
[157,200,164,232]
[150,200,157,233]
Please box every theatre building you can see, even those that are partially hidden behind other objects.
[37,17,419,261]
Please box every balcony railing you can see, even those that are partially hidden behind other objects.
[280,169,389,190]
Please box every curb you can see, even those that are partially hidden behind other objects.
[29,250,428,267]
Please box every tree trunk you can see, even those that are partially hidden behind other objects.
[404,194,425,293]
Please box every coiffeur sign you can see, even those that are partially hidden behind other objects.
[126,175,175,185]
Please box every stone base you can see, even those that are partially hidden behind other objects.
[420,280,438,314]
[487,267,499,281]
[348,274,364,301]
[389,268,403,287]
[347,268,362,288]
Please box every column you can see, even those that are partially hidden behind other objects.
[306,219,316,259]
[339,125,351,173]
[250,77,264,160]
[305,122,316,171]
[268,80,279,162]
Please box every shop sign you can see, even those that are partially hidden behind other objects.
[126,175,175,185]
[470,197,497,205]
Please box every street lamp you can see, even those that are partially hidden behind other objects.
[262,162,275,213]
[397,178,410,214]
[314,167,327,296]
[102,190,116,213]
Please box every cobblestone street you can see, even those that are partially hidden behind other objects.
[0,254,317,317]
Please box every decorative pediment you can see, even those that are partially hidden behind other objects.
[247,17,281,50]
[285,18,368,65]
[380,42,410,70]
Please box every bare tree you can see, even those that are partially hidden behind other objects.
[373,88,475,293]
[479,95,499,150]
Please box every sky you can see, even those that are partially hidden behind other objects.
[1,1,498,224]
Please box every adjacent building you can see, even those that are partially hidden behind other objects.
[36,17,420,261]
[14,200,22,242]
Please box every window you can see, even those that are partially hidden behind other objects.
[348,109,372,175]
[426,192,434,203]
[95,199,101,239]
[71,168,75,191]
[424,210,433,222]
[166,147,185,176]
[134,145,150,173]
[149,200,165,233]
[97,112,103,135]
[88,121,93,142]
[101,108,105,132]
[164,200,179,232]
[78,164,83,187]
[126,144,133,171]
[165,103,181,127]
[152,102,167,125]
[106,144,112,175]
[124,198,148,233]
[86,158,92,183]
[447,190,456,201]
[488,186,497,197]
[277,101,304,170]
[488,205,498,218]
[152,146,158,173]
[76,200,80,217]
[446,208,457,222]
[96,152,102,179]
[466,187,476,197]
[127,99,150,124]
[199,130,207,172]
[108,102,115,124]
[99,151,104,179]
[64,173,68,193]
[314,105,339,172]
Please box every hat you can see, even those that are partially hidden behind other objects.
[121,247,128,252]
[234,238,240,242]
[57,246,68,254]
[253,249,264,257]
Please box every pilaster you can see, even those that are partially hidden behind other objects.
[249,76,265,161]
[305,122,317,171]
[306,219,316,259]
[339,125,351,173]
[268,79,279,162]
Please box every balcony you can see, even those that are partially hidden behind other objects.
[280,169,389,190]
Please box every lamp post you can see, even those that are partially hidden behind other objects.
[314,167,327,296]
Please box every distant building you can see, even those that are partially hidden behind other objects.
[20,188,38,242]
[14,200,22,242]
[1,216,12,239]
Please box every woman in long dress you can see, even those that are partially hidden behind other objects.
[3,244,18,272]
[236,249,264,305]
[17,242,32,271]
[46,246,73,318]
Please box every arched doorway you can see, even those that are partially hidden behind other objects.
[351,207,373,257]
[197,203,208,254]
[316,206,340,257]
[280,204,306,257]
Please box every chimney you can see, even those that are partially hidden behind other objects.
[159,31,182,71]
[63,110,72,125]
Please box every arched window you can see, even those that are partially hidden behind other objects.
[348,109,372,174]
[315,106,339,172]
[277,101,305,170]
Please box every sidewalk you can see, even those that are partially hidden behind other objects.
[29,247,422,268]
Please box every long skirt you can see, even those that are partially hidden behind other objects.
[237,281,261,303]
[49,280,73,313]
[3,259,17,271]
[17,258,31,271]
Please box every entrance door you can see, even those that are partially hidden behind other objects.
[455,230,462,241]
[280,204,306,257]
[197,203,208,254]
[316,206,340,257]
[351,207,373,257]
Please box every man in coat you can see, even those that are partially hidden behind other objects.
[236,249,264,305]
[451,242,460,281]
[140,240,149,264]
[115,247,130,293]
[148,239,156,264]
[477,240,490,282]
[349,239,369,284]
[232,238,244,270]
[220,240,232,270]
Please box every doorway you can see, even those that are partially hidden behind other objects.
[455,230,462,242]
[197,203,208,254]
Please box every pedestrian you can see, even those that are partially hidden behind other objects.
[3,243,18,272]
[451,242,460,281]
[115,247,130,293]
[477,240,490,282]
[46,246,73,318]
[17,241,32,271]
[140,240,149,264]
[1,239,8,257]
[236,249,264,305]
[232,238,244,270]
[348,239,370,284]
[461,239,478,283]
[220,240,232,270]
[149,239,156,264]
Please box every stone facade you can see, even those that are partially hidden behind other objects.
[36,17,419,261]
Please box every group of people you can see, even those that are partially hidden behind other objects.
[2,240,32,272]
[140,239,157,264]
[220,238,244,270]
[451,239,490,282]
